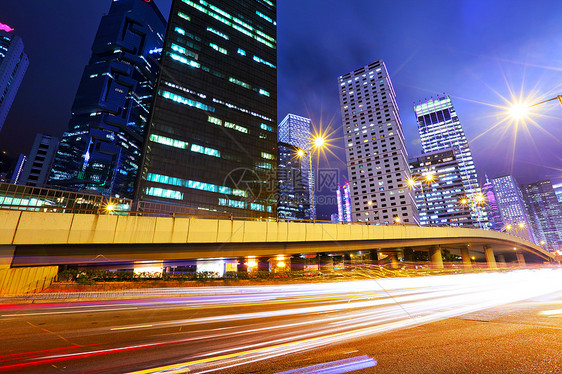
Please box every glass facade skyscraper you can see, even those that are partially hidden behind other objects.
[277,114,312,219]
[523,179,562,251]
[409,149,473,226]
[481,175,503,231]
[0,23,29,133]
[492,175,534,242]
[136,0,277,218]
[49,0,166,199]
[336,182,352,223]
[339,60,418,224]
[414,95,486,227]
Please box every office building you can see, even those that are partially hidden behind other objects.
[553,182,562,203]
[523,179,562,251]
[338,60,417,224]
[492,175,534,242]
[136,0,277,218]
[414,95,487,227]
[277,142,309,219]
[49,0,166,198]
[277,114,312,219]
[481,175,503,230]
[408,149,473,226]
[19,134,59,187]
[0,23,29,133]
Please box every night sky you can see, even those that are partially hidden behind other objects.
[1,0,561,217]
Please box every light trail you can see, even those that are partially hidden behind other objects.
[1,269,561,373]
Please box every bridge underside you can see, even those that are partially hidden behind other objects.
[10,236,549,267]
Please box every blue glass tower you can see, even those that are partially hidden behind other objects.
[0,23,29,134]
[136,0,277,218]
[49,0,166,198]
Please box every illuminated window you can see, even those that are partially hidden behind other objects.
[260,123,273,132]
[229,77,250,89]
[191,144,221,157]
[224,121,248,133]
[174,27,186,35]
[261,152,274,160]
[149,134,188,149]
[209,42,227,55]
[145,187,183,200]
[208,116,222,126]
[206,27,229,40]
[159,90,214,112]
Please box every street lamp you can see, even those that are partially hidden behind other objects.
[296,136,327,221]
[407,173,435,225]
[459,192,486,229]
[509,95,562,121]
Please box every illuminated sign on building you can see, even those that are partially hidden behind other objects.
[0,23,14,33]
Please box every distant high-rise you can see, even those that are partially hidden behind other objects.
[0,23,29,133]
[277,142,309,219]
[522,179,562,251]
[136,0,277,217]
[19,134,58,187]
[338,60,417,224]
[49,0,166,198]
[492,175,534,242]
[277,114,312,219]
[481,175,503,230]
[409,149,473,226]
[414,95,486,227]
[553,182,562,203]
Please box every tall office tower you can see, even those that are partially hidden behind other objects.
[414,94,487,227]
[48,1,166,198]
[553,182,562,203]
[336,182,352,222]
[19,134,59,187]
[481,175,503,230]
[0,23,29,133]
[10,154,26,184]
[277,114,312,219]
[408,149,473,226]
[492,175,534,242]
[277,142,309,219]
[136,0,277,217]
[522,179,562,251]
[338,60,417,224]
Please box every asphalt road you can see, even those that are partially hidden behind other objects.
[1,269,562,373]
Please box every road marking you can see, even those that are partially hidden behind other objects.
[1,307,138,317]
[111,325,153,331]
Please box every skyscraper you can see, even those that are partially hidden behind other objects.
[553,182,562,203]
[414,95,487,227]
[481,175,503,230]
[523,179,562,251]
[0,23,29,133]
[409,149,473,226]
[19,134,59,187]
[136,0,277,218]
[338,60,417,224]
[49,0,166,198]
[277,114,312,219]
[492,175,534,242]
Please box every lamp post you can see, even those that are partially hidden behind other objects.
[459,192,486,229]
[296,136,326,221]
[408,173,435,225]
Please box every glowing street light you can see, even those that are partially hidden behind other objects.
[296,136,328,221]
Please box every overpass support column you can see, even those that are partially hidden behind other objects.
[461,246,472,269]
[389,253,399,269]
[497,254,506,268]
[429,246,443,269]
[403,248,414,262]
[0,246,15,270]
[516,252,526,266]
[484,246,497,269]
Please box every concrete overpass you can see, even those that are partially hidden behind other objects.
[0,210,554,270]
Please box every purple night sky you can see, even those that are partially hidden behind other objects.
[1,0,561,217]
